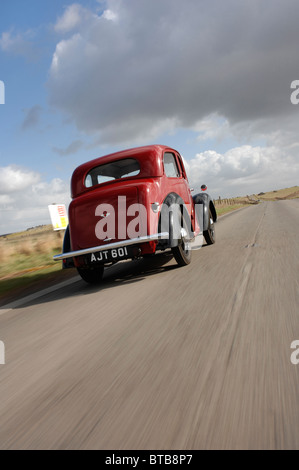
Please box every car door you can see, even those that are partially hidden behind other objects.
[174,151,197,232]
[162,151,194,226]
[175,152,193,205]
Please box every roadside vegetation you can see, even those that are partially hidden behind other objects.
[0,226,64,299]
[213,185,299,215]
[213,195,258,216]
[256,186,299,201]
[1,186,298,301]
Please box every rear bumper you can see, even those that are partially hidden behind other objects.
[53,232,169,261]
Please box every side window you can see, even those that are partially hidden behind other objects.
[163,152,180,178]
[177,154,187,179]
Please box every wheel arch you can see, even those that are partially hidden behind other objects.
[157,192,193,249]
[192,192,217,232]
[62,225,74,269]
[209,200,217,223]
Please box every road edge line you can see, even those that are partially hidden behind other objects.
[0,276,80,314]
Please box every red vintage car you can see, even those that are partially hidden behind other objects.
[54,145,217,283]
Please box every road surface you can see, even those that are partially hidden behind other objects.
[0,200,299,449]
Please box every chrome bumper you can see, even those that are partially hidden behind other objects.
[53,232,169,261]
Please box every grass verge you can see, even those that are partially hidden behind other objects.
[0,229,67,303]
[216,203,249,217]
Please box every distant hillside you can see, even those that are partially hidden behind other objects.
[1,225,53,240]
[256,186,299,201]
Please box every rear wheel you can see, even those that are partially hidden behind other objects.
[77,266,104,284]
[172,238,191,266]
[171,211,192,266]
[204,208,216,245]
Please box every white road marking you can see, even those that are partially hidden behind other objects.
[0,276,80,315]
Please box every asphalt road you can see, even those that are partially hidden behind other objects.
[0,200,299,450]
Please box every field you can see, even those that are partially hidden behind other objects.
[0,227,64,300]
[256,186,299,200]
[1,186,298,302]
[213,186,299,215]
[213,195,258,216]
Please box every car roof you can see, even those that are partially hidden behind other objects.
[71,145,179,198]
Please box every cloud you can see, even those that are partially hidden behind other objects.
[0,166,70,234]
[102,9,118,22]
[192,115,231,143]
[53,139,83,156]
[22,105,42,130]
[45,0,299,205]
[184,145,297,198]
[54,4,86,33]
[47,0,299,148]
[0,165,40,194]
[0,30,36,59]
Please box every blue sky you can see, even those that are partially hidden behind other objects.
[1,0,299,234]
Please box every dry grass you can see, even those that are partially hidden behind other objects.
[35,233,63,254]
[4,224,53,240]
[18,241,34,256]
[0,229,64,296]
[0,231,63,261]
[213,186,299,217]
[213,196,254,217]
[257,186,299,201]
[0,243,15,264]
[216,204,248,217]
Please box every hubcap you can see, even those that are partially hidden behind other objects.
[180,227,190,253]
[210,218,215,237]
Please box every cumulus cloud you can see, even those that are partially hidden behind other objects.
[44,0,299,204]
[102,9,118,22]
[192,115,231,143]
[48,0,299,147]
[0,166,70,234]
[184,145,297,198]
[54,4,88,33]
[0,166,40,194]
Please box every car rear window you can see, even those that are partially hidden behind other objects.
[84,158,140,187]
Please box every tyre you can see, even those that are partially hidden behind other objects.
[171,210,192,266]
[204,208,216,245]
[77,266,104,284]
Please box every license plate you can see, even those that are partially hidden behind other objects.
[90,246,130,264]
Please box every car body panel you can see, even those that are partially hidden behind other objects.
[54,145,216,269]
